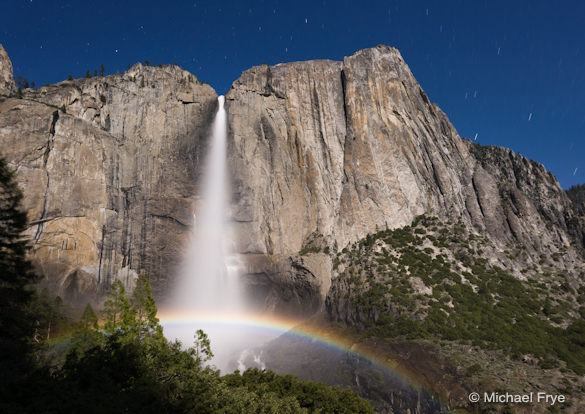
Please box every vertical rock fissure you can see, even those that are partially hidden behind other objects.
[312,84,334,176]
[139,197,148,271]
[121,188,132,268]
[97,224,105,285]
[34,110,59,244]
[471,173,486,219]
[339,69,349,148]
[48,110,59,138]
[33,174,49,244]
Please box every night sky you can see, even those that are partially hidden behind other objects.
[2,0,584,188]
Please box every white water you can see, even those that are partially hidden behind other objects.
[172,96,243,313]
[163,96,277,372]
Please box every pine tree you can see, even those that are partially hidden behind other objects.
[102,280,131,332]
[193,329,213,362]
[99,64,105,76]
[79,303,98,331]
[130,274,162,341]
[69,303,101,356]
[15,76,29,89]
[28,288,67,342]
[0,156,36,381]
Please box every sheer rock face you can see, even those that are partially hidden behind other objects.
[0,45,582,311]
[226,45,582,312]
[0,62,217,303]
[0,44,16,96]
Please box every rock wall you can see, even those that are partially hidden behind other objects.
[0,44,16,96]
[0,45,582,311]
[226,45,579,256]
[226,45,583,312]
[0,60,216,304]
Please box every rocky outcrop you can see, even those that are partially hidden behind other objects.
[0,61,216,303]
[0,44,16,96]
[241,253,331,317]
[226,46,583,312]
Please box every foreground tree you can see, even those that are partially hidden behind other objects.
[68,304,101,357]
[102,280,132,332]
[193,329,213,363]
[129,274,162,341]
[28,288,68,342]
[0,156,36,381]
[2,272,375,413]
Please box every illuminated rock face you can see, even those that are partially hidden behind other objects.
[225,45,583,314]
[0,45,582,310]
[0,59,217,304]
[0,44,16,96]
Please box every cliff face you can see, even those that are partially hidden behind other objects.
[226,45,579,255]
[0,45,582,311]
[226,45,583,313]
[0,60,216,303]
[0,44,16,96]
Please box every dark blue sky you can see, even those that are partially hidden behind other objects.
[2,0,584,188]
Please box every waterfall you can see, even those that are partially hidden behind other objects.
[162,95,294,372]
[173,96,243,315]
[164,96,248,371]
[173,95,243,313]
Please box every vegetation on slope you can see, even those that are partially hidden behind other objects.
[567,183,585,214]
[327,215,585,375]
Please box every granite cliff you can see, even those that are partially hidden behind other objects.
[225,45,584,315]
[0,44,16,96]
[0,44,583,313]
[0,44,217,303]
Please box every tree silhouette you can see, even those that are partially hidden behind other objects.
[15,76,29,89]
[0,155,36,381]
[102,280,131,332]
[129,274,162,341]
[68,303,101,357]
[193,329,213,363]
